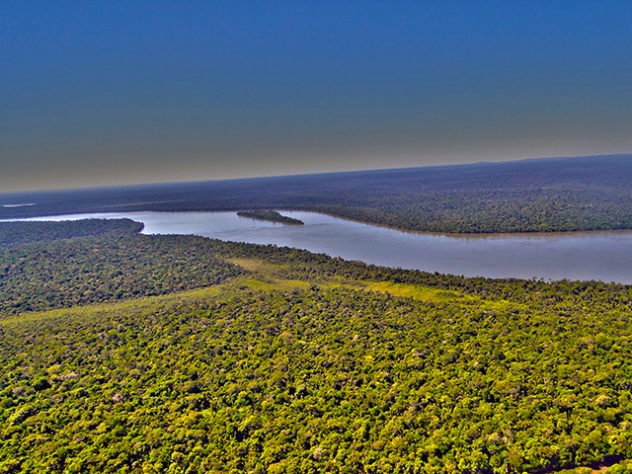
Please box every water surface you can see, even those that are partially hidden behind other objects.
[14,210,632,283]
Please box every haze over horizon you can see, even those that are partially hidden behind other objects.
[2,1,631,192]
[2,153,632,197]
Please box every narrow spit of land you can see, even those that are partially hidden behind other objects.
[236,209,304,225]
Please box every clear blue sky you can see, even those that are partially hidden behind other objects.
[2,1,631,191]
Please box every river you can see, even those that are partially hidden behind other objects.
[11,210,632,284]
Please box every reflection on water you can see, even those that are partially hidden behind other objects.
[13,210,632,283]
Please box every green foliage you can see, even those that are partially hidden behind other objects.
[2,277,632,473]
[0,219,143,248]
[0,233,242,315]
[1,220,632,472]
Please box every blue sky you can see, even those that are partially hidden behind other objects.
[2,1,631,191]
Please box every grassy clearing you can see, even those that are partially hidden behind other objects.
[360,280,463,302]
[1,273,454,328]
[0,285,230,327]
[230,257,530,312]
[1,257,532,333]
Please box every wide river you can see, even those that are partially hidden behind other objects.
[14,210,632,284]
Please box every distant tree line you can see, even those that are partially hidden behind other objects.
[2,155,632,233]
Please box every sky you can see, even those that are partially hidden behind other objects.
[1,1,631,192]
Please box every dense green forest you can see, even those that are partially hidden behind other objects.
[1,219,632,472]
[237,210,304,225]
[0,219,143,247]
[2,154,632,233]
[0,228,241,315]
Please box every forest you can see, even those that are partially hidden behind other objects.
[1,154,632,234]
[0,223,241,314]
[1,219,632,473]
[0,219,143,248]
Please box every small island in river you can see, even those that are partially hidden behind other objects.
[236,209,304,225]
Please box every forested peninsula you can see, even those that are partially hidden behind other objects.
[2,154,632,234]
[0,219,143,248]
[2,219,632,473]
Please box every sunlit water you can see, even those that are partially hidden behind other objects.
[10,210,632,283]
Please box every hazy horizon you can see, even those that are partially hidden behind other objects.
[2,2,631,193]
[0,153,629,197]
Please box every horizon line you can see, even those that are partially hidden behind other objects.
[2,152,631,198]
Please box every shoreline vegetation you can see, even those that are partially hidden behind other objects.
[237,209,304,225]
